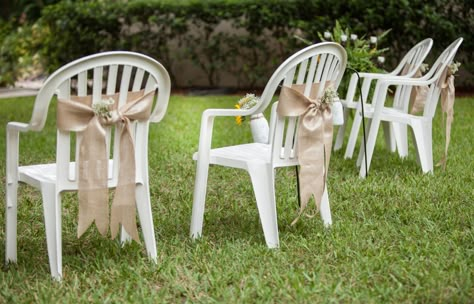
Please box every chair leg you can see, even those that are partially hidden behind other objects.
[5,181,18,263]
[319,184,332,227]
[334,107,350,151]
[135,183,157,261]
[382,121,397,153]
[392,122,409,158]
[41,183,62,280]
[190,159,210,239]
[410,128,422,166]
[247,163,279,248]
[411,120,433,173]
[345,109,363,159]
[359,117,381,178]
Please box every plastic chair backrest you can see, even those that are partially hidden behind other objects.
[257,43,347,166]
[391,39,433,110]
[391,38,433,77]
[29,52,171,190]
[419,38,463,118]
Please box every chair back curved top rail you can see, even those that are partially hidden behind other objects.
[416,38,463,119]
[391,38,434,77]
[29,52,171,132]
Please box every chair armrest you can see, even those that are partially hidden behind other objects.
[7,122,30,132]
[6,122,29,185]
[356,72,398,79]
[366,76,433,114]
[378,75,433,87]
[195,108,254,163]
[202,108,253,118]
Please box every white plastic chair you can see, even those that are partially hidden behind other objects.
[190,42,347,248]
[5,51,171,279]
[334,38,433,158]
[355,38,463,178]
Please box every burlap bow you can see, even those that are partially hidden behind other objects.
[436,67,456,169]
[401,63,428,114]
[57,89,155,241]
[277,83,333,225]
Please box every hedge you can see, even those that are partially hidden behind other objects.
[2,0,473,89]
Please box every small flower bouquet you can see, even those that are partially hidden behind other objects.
[235,93,259,125]
[321,87,339,105]
[448,61,461,76]
[92,97,115,119]
[420,63,429,74]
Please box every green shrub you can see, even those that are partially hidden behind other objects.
[1,0,472,89]
[0,21,46,86]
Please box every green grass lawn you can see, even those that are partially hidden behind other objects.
[0,94,472,303]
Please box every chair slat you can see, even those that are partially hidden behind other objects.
[106,65,118,95]
[304,55,318,96]
[133,68,145,91]
[119,65,132,107]
[296,59,308,84]
[92,67,103,103]
[56,80,73,181]
[314,54,325,84]
[77,71,87,96]
[283,117,297,159]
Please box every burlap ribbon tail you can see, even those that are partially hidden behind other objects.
[436,67,456,169]
[57,89,155,241]
[277,83,333,225]
[401,63,428,115]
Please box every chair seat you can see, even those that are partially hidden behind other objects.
[19,163,74,188]
[194,142,300,171]
[359,104,430,125]
[194,143,271,170]
[19,160,116,190]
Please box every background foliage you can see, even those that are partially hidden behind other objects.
[0,0,472,88]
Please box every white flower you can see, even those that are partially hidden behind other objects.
[420,63,429,73]
[340,34,347,42]
[321,87,339,105]
[377,56,385,64]
[237,93,259,110]
[448,61,461,76]
[92,97,115,119]
[324,31,332,39]
[370,36,377,44]
[350,34,358,40]
[235,93,260,125]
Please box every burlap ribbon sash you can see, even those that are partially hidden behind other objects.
[401,64,428,114]
[436,67,456,169]
[57,89,155,241]
[277,83,333,225]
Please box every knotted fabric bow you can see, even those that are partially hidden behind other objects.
[436,67,456,170]
[277,82,334,225]
[57,89,155,241]
[401,63,428,114]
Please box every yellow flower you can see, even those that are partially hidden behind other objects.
[235,104,243,125]
[235,115,243,125]
[234,94,258,125]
